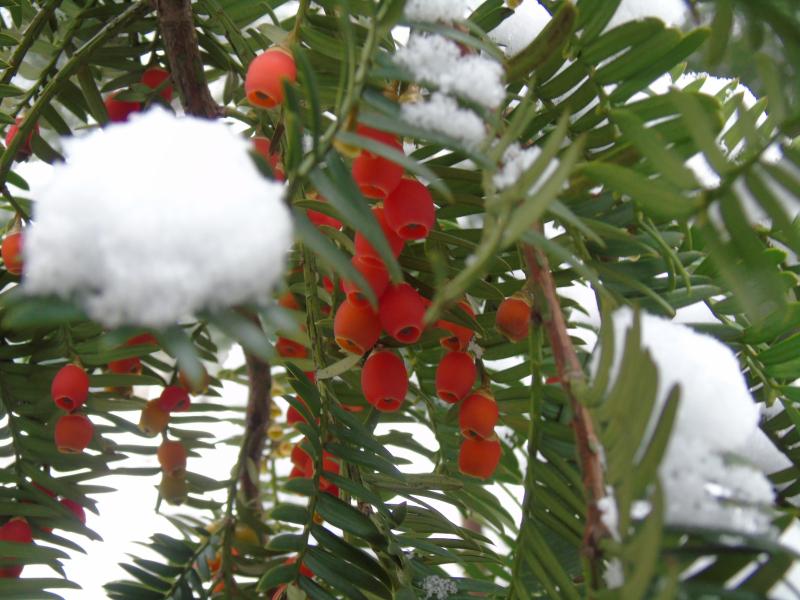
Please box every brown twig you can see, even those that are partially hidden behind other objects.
[523,238,608,589]
[239,310,272,506]
[155,0,220,118]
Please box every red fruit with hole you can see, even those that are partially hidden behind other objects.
[51,364,90,411]
[2,230,22,275]
[384,178,435,240]
[459,389,498,441]
[141,67,173,102]
[0,517,32,578]
[379,283,425,343]
[126,333,158,346]
[361,351,407,412]
[245,47,297,109]
[139,399,170,437]
[308,195,343,229]
[439,301,475,351]
[60,498,87,524]
[104,91,139,122]
[435,352,476,404]
[158,386,191,413]
[252,136,285,181]
[357,124,400,152]
[55,412,93,453]
[5,118,39,159]
[158,440,188,477]
[343,255,390,308]
[276,337,307,359]
[495,291,531,342]
[179,363,210,396]
[284,555,314,578]
[354,206,405,266]
[108,356,142,375]
[334,301,382,355]
[351,136,404,199]
[459,434,501,480]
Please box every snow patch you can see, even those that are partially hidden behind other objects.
[404,0,468,23]
[401,93,486,149]
[489,0,552,57]
[493,142,542,189]
[23,108,292,327]
[603,0,688,33]
[421,575,458,599]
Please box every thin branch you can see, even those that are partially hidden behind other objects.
[155,0,221,118]
[523,238,608,590]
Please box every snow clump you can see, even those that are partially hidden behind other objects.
[401,93,486,150]
[393,33,505,109]
[594,307,781,535]
[490,0,552,57]
[22,108,292,328]
[404,0,468,23]
[421,575,458,599]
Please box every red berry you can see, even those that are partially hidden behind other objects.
[357,124,400,150]
[32,483,56,499]
[55,412,94,453]
[253,136,285,181]
[158,439,188,477]
[5,118,39,159]
[284,555,314,578]
[60,498,87,524]
[139,399,170,437]
[158,386,191,413]
[379,283,426,343]
[288,465,306,479]
[0,517,32,578]
[439,301,475,351]
[2,230,23,275]
[51,364,90,411]
[126,333,158,346]
[105,91,139,122]
[278,292,299,311]
[545,376,559,384]
[245,47,297,109]
[334,301,382,355]
[108,356,142,375]
[354,206,405,266]
[287,397,317,427]
[141,67,173,102]
[352,151,404,199]
[308,195,343,229]
[319,450,340,491]
[435,352,476,404]
[178,363,210,396]
[361,351,407,412]
[276,337,307,359]
[459,389,498,441]
[291,441,312,473]
[384,178,435,240]
[495,292,531,342]
[343,256,390,308]
[459,434,501,480]
[322,276,336,295]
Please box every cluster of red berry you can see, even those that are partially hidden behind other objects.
[105,67,173,122]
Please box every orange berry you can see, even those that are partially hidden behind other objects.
[60,498,86,524]
[108,356,142,375]
[291,442,312,473]
[158,440,188,477]
[55,412,94,453]
[308,195,342,229]
[459,434,501,480]
[51,364,90,411]
[138,399,170,437]
[159,474,188,506]
[126,333,158,346]
[353,205,405,266]
[361,351,407,412]
[5,117,39,160]
[253,136,285,181]
[141,67,172,102]
[379,283,425,343]
[459,389,498,441]
[284,555,313,578]
[158,386,191,413]
[342,255,390,308]
[105,91,139,122]
[435,352,476,404]
[0,517,32,578]
[1,230,23,275]
[245,47,297,109]
[351,130,404,199]
[333,301,382,355]
[439,301,475,351]
[207,551,222,573]
[178,363,210,396]
[495,291,531,342]
[276,337,307,359]
[213,580,226,594]
[278,292,299,311]
[384,178,435,240]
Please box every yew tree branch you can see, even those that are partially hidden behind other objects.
[155,0,220,118]
[523,238,608,589]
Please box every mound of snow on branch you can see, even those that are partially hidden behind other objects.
[401,93,486,150]
[596,307,785,535]
[490,0,552,57]
[22,108,292,327]
[404,0,468,23]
